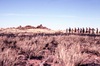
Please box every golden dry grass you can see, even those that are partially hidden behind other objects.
[0,32,100,66]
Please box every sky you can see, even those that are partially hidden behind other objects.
[0,0,100,30]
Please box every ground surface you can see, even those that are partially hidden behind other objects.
[0,27,100,66]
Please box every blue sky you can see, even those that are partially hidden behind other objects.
[0,0,100,29]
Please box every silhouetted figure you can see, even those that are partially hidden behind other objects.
[96,28,99,34]
[78,28,80,33]
[82,28,85,34]
[66,28,68,33]
[86,27,88,33]
[69,28,71,33]
[80,28,82,33]
[89,27,91,34]
[91,28,95,34]
[99,31,100,34]
[74,28,77,33]
[72,28,74,34]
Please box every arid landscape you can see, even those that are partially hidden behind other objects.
[0,25,100,66]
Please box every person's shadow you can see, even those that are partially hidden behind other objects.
[79,63,100,66]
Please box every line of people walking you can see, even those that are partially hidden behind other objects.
[66,27,100,34]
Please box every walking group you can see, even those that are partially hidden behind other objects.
[66,28,100,34]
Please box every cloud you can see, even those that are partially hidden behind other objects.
[1,13,32,16]
[0,13,77,18]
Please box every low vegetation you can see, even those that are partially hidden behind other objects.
[0,32,100,66]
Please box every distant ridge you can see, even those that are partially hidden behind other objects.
[16,24,50,30]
